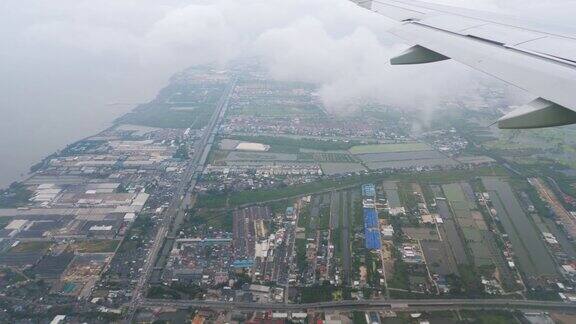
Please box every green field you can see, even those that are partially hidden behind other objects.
[117,104,215,129]
[197,166,507,209]
[8,241,51,253]
[443,183,467,203]
[185,209,233,232]
[230,104,323,117]
[349,143,430,154]
[71,240,119,253]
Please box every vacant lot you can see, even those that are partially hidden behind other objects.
[349,143,430,154]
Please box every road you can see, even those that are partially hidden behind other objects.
[141,298,576,313]
[125,78,236,322]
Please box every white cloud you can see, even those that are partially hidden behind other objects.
[0,0,573,185]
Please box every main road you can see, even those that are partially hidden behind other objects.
[126,78,237,322]
[142,298,576,313]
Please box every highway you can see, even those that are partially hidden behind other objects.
[141,298,576,313]
[125,78,237,322]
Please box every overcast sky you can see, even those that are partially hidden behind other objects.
[0,0,573,187]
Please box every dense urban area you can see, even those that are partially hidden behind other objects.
[2,63,576,323]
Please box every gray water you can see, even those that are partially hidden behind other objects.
[0,101,134,188]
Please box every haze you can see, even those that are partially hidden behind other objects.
[0,0,572,187]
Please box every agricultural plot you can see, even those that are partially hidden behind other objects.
[230,103,324,117]
[482,177,559,282]
[357,151,446,162]
[118,104,216,129]
[349,143,430,154]
[70,240,120,253]
[350,142,460,170]
[421,241,458,276]
[118,79,227,128]
[365,159,459,170]
[436,199,468,265]
[299,152,357,163]
[30,250,75,279]
[443,183,493,267]
[225,152,297,162]
[382,181,402,208]
[8,241,51,253]
[0,241,52,268]
[403,227,440,241]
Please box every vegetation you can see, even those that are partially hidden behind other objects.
[300,282,339,302]
[8,241,51,253]
[118,103,215,129]
[185,208,233,232]
[295,239,307,273]
[71,240,119,253]
[388,257,409,290]
[147,282,205,300]
[349,143,429,154]
[229,103,323,117]
[318,206,331,230]
[147,285,181,299]
[0,182,32,208]
[298,152,357,163]
[447,265,485,297]
[118,214,153,253]
[364,251,382,288]
[197,166,507,209]
[352,311,367,324]
[0,268,27,285]
[459,310,517,324]
[173,144,189,159]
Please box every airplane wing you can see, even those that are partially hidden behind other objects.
[351,0,576,129]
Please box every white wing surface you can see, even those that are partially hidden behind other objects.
[352,0,576,128]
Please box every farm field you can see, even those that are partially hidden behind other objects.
[349,142,430,154]
[365,159,459,170]
[225,152,297,162]
[298,152,357,163]
[70,240,120,253]
[482,177,558,283]
[118,104,215,129]
[230,104,324,117]
[443,183,492,267]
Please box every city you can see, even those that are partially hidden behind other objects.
[1,62,576,323]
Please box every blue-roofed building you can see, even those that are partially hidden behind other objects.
[231,259,254,268]
[365,229,382,249]
[363,207,381,250]
[363,208,378,228]
[362,184,376,197]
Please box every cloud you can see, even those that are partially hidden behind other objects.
[0,0,573,185]
[2,0,570,113]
